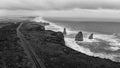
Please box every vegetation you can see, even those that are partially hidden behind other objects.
[20,21,120,68]
[0,22,33,68]
[1,20,120,68]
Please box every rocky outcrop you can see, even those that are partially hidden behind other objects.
[63,28,67,35]
[89,33,93,39]
[20,21,120,68]
[75,31,83,41]
[44,30,65,45]
[20,22,65,45]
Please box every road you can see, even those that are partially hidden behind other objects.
[16,22,46,68]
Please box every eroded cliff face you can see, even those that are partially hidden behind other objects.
[1,21,120,68]
[20,22,65,46]
[19,21,120,68]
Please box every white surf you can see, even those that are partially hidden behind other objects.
[33,16,120,62]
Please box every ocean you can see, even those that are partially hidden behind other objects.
[33,17,120,62]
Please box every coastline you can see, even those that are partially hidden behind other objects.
[20,20,120,68]
[1,19,120,68]
[34,17,120,62]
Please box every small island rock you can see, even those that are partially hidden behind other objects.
[75,31,83,41]
[88,33,93,39]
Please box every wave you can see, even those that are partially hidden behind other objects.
[94,34,120,47]
[33,16,120,62]
[33,16,78,34]
[65,38,120,62]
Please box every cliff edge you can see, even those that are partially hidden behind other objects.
[19,21,120,68]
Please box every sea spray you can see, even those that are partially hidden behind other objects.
[94,34,120,47]
[64,37,120,62]
[33,16,120,62]
[33,16,78,34]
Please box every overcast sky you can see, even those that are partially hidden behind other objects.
[0,0,120,18]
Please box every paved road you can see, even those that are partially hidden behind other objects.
[16,22,46,68]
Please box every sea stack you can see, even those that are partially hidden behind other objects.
[63,28,67,35]
[88,33,93,39]
[75,31,83,41]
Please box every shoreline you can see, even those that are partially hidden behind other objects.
[33,17,120,62]
[1,20,120,68]
[20,21,120,68]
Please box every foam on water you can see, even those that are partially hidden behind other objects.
[94,34,120,47]
[65,37,120,62]
[33,16,120,62]
[105,47,120,51]
[33,16,78,34]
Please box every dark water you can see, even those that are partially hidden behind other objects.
[45,18,120,35]
[43,17,120,62]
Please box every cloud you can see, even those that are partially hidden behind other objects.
[1,8,120,19]
[41,9,120,18]
[0,0,120,10]
[1,0,120,19]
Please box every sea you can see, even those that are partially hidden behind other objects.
[33,17,120,62]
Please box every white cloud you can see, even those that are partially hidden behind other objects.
[0,0,120,10]
[1,0,120,18]
[1,9,120,19]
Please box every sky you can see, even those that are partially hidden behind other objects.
[0,0,120,18]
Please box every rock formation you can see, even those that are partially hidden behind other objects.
[89,33,93,39]
[63,28,67,35]
[75,31,83,41]
[44,30,65,45]
[13,21,120,68]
